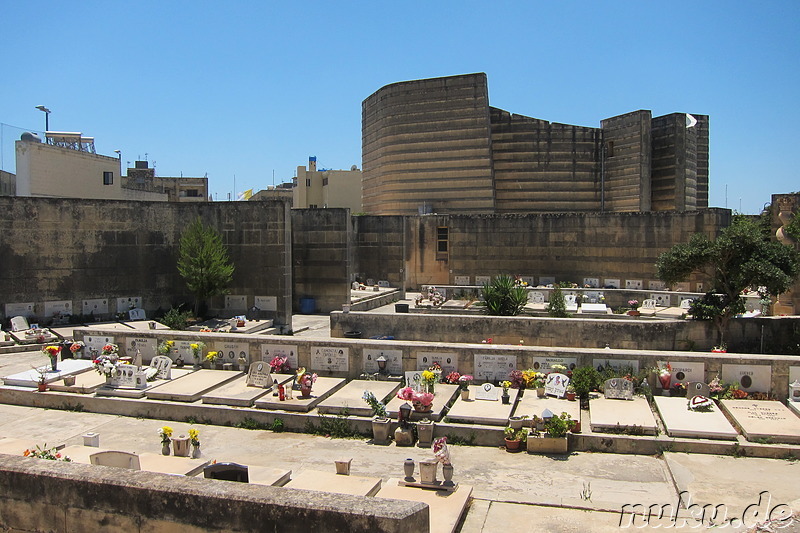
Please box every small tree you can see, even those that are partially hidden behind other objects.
[657,215,800,344]
[177,217,235,316]
[480,275,528,316]
[547,286,570,318]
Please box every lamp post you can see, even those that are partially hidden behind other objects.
[376,355,387,376]
[35,105,51,132]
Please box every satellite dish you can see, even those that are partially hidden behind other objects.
[351,165,359,171]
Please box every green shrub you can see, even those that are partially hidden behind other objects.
[159,305,193,330]
[481,275,528,316]
[547,287,570,318]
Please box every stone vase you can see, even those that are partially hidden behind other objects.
[419,460,438,484]
[172,435,190,457]
[63,375,76,387]
[460,388,470,401]
[417,420,434,448]
[371,417,391,445]
[442,464,454,486]
[161,442,171,456]
[536,387,545,398]
[403,458,415,482]
[191,445,201,459]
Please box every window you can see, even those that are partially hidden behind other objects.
[103,171,113,185]
[605,141,615,158]
[185,189,199,197]
[309,204,318,209]
[306,179,311,187]
[437,226,449,260]
[322,177,329,186]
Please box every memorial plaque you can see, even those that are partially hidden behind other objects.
[171,340,194,363]
[82,298,109,316]
[125,337,156,359]
[475,382,499,401]
[5,302,34,318]
[474,354,517,382]
[528,291,546,304]
[116,297,142,313]
[225,295,247,311]
[721,364,771,392]
[44,300,72,318]
[454,276,470,286]
[9,316,30,332]
[583,277,599,288]
[685,381,711,400]
[417,352,457,374]
[545,373,570,398]
[531,357,578,372]
[519,276,534,286]
[603,279,620,289]
[404,370,424,391]
[593,358,639,375]
[311,346,349,373]
[261,344,298,370]
[789,366,800,385]
[108,365,147,389]
[604,378,634,400]
[213,342,249,366]
[246,362,274,388]
[625,279,643,290]
[649,281,666,291]
[254,296,278,312]
[651,293,671,307]
[378,280,391,288]
[674,282,691,292]
[538,276,555,286]
[150,356,173,380]
[85,336,115,358]
[475,276,491,286]
[363,349,403,375]
[721,400,800,444]
[656,361,705,388]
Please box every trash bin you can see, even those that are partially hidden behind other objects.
[299,298,316,315]
[395,303,409,313]
[344,331,362,339]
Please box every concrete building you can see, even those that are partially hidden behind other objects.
[293,156,362,211]
[250,183,294,204]
[121,161,208,203]
[362,73,709,215]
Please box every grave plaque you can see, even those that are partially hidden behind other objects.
[108,365,147,389]
[173,340,194,363]
[474,354,517,382]
[528,291,545,304]
[652,293,671,307]
[363,349,403,375]
[454,276,470,286]
[404,370,423,391]
[531,357,578,372]
[519,276,534,286]
[246,362,274,388]
[5,302,34,318]
[9,316,30,332]
[150,356,172,379]
[545,373,570,398]
[539,276,555,286]
[311,346,349,373]
[475,382,499,401]
[685,381,711,400]
[603,279,620,289]
[82,298,109,316]
[215,342,249,366]
[721,364,771,392]
[225,295,247,311]
[125,337,156,359]
[417,352,458,374]
[674,282,691,292]
[583,277,599,288]
[593,358,639,375]
[604,378,634,400]
[378,280,391,288]
[116,297,142,313]
[625,279,643,290]
[254,296,278,312]
[261,344,298,369]
[657,361,705,388]
[475,276,491,286]
[790,366,800,385]
[44,300,72,318]
[721,400,800,444]
[85,336,115,358]
[649,281,666,291]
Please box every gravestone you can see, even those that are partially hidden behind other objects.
[363,349,403,375]
[108,365,147,389]
[378,280,391,288]
[453,276,470,286]
[128,308,146,321]
[215,342,249,366]
[261,344,299,370]
[474,354,516,382]
[475,383,499,401]
[417,352,457,374]
[625,279,643,289]
[528,292,545,304]
[150,356,173,380]
[311,346,349,373]
[721,364,771,392]
[125,337,156,359]
[519,276,534,286]
[649,281,666,291]
[254,296,277,312]
[583,277,599,288]
[604,378,634,400]
[475,276,491,286]
[657,361,705,388]
[545,373,570,398]
[82,298,109,316]
[603,278,620,289]
[652,293,671,307]
[531,357,578,372]
[6,303,34,319]
[44,300,72,318]
[685,381,710,400]
[116,296,142,312]
[404,370,423,391]
[9,316,29,332]
[593,358,639,375]
[538,276,555,286]
[721,400,800,444]
[85,336,115,358]
[225,295,247,311]
[246,362,274,388]
[674,282,691,292]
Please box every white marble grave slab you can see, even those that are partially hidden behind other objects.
[589,396,657,435]
[2,359,94,387]
[593,358,639,375]
[95,368,193,398]
[651,293,671,307]
[82,335,115,358]
[82,298,109,316]
[254,376,345,412]
[514,393,580,422]
[254,296,277,312]
[124,337,157,360]
[580,303,609,314]
[261,344,299,370]
[44,300,73,318]
[530,357,578,373]
[116,297,142,312]
[317,379,401,416]
[721,364,771,392]
[657,361,705,388]
[583,277,599,288]
[653,396,738,440]
[385,384,458,422]
[417,352,458,374]
[377,479,472,533]
[202,373,294,407]
[446,385,519,426]
[144,369,242,402]
[625,279,643,289]
[474,353,516,382]
[214,341,249,366]
[225,295,247,311]
[720,400,800,444]
[789,402,800,419]
[311,346,349,373]
[363,348,403,375]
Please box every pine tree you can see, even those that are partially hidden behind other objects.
[177,217,235,316]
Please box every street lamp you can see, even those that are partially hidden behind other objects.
[35,105,51,131]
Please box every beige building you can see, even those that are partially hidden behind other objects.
[293,156,362,211]
[121,161,208,202]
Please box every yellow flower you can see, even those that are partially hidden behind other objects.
[160,426,173,438]
[166,341,174,347]
[421,370,435,383]
[190,343,199,350]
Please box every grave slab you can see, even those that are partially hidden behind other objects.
[0,437,61,456]
[144,370,242,402]
[514,392,580,423]
[285,469,382,497]
[445,385,518,426]
[377,478,472,533]
[95,369,194,398]
[48,370,107,394]
[317,379,401,416]
[720,400,800,444]
[201,373,294,407]
[653,396,738,440]
[788,401,800,419]
[253,376,345,412]
[248,466,292,487]
[385,384,458,422]
[59,445,209,476]
[2,359,94,387]
[589,396,658,435]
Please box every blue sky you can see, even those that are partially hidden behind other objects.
[1,1,797,213]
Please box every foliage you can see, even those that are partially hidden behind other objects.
[543,412,573,438]
[362,390,388,418]
[657,215,800,342]
[270,418,285,432]
[23,444,72,462]
[503,426,528,442]
[160,305,193,330]
[305,412,362,439]
[570,366,601,399]
[785,213,800,241]
[547,286,570,317]
[480,275,529,316]
[177,217,235,316]
[235,417,271,430]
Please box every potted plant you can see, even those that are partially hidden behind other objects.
[363,391,391,445]
[500,381,511,404]
[297,368,318,397]
[566,384,576,401]
[527,412,572,454]
[503,426,527,452]
[34,368,48,392]
[204,350,219,369]
[570,366,600,409]
[627,300,640,316]
[508,415,529,430]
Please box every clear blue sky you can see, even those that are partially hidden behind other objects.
[2,1,797,213]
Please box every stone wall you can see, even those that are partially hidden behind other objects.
[0,456,427,532]
[601,110,651,212]
[352,215,405,287]
[0,197,292,325]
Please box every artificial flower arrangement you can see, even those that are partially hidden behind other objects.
[362,390,388,419]
[157,340,175,356]
[421,370,437,389]
[158,426,173,445]
[550,364,567,374]
[445,371,462,385]
[204,351,219,363]
[188,428,200,447]
[628,299,640,310]
[396,386,434,408]
[432,437,451,466]
[500,380,512,394]
[102,343,119,355]
[508,370,525,389]
[269,355,292,373]
[42,345,61,358]
[69,341,85,354]
[23,444,71,462]
[191,342,206,361]
[687,395,715,412]
[296,368,318,388]
[92,355,120,377]
[457,374,474,390]
[708,375,724,398]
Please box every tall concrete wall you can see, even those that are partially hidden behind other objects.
[352,215,405,287]
[0,197,292,325]
[601,110,651,212]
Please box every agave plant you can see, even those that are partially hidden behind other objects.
[480,275,528,316]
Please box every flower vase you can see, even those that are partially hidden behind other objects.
[300,384,312,397]
[442,464,454,486]
[412,400,432,413]
[161,443,171,456]
[658,373,672,395]
[191,445,201,459]
[501,391,510,404]
[37,382,47,392]
[460,388,470,401]
[50,356,58,372]
[403,458,416,482]
[537,387,545,398]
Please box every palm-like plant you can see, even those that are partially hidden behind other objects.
[481,275,528,316]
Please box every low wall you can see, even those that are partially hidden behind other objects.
[0,456,427,533]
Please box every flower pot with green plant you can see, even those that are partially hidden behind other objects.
[527,412,572,454]
[503,426,527,452]
[570,366,600,409]
[363,390,391,445]
[500,380,511,404]
[566,384,576,401]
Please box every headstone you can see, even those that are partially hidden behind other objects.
[604,378,634,400]
[254,296,278,312]
[246,362,274,388]
[652,293,671,307]
[453,276,470,286]
[225,295,247,311]
[9,316,29,332]
[215,342,249,366]
[649,281,666,291]
[583,277,599,288]
[545,373,570,398]
[116,296,142,312]
[416,352,457,374]
[5,303,34,319]
[528,292,545,304]
[721,400,800,444]
[603,278,620,289]
[593,358,639,375]
[108,365,147,389]
[674,282,691,292]
[538,276,555,286]
[173,340,194,362]
[475,276,491,286]
[404,370,423,391]
[128,308,146,321]
[132,349,143,368]
[475,383,499,401]
[44,300,72,318]
[721,364,772,392]
[531,357,578,372]
[657,361,705,388]
[519,276,534,286]
[685,381,711,400]
[625,279,643,290]
[82,298,109,316]
[363,349,403,375]
[378,280,391,288]
[125,337,156,359]
[311,346,349,373]
[474,353,516,382]
[85,336,115,358]
[261,344,299,370]
[366,278,375,286]
[150,355,173,380]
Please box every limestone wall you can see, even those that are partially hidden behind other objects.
[0,456,426,532]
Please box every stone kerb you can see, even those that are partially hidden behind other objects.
[0,455,427,533]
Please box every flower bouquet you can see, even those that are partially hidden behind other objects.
[69,341,85,355]
[296,368,317,396]
[687,395,714,412]
[102,343,119,355]
[445,371,461,385]
[269,355,292,373]
[42,345,61,371]
[157,340,175,356]
[657,363,672,391]
[191,342,206,364]
[158,426,173,445]
[397,386,434,412]
[23,444,71,462]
